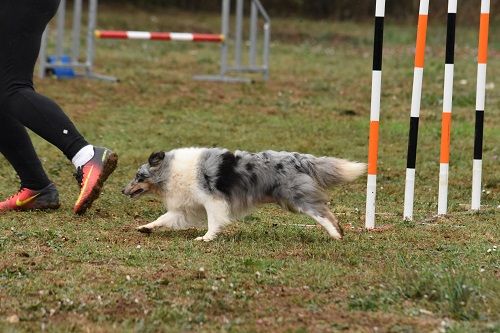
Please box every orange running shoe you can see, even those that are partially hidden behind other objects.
[73,147,118,215]
[0,183,60,212]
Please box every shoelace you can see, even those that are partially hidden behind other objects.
[5,188,28,201]
[2,187,27,202]
[74,167,84,186]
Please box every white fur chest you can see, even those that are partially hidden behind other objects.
[164,148,205,210]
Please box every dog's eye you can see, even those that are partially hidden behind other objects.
[136,173,146,182]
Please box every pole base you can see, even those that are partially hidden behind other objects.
[193,74,253,83]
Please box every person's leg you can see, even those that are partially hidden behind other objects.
[5,89,89,161]
[0,112,60,211]
[1,0,90,163]
[0,112,50,190]
[0,0,117,214]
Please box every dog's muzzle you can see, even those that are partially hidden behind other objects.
[122,185,145,198]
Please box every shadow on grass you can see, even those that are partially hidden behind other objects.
[137,223,343,245]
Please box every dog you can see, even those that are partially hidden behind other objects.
[123,147,366,241]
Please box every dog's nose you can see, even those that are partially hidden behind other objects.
[121,188,126,195]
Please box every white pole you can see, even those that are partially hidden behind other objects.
[471,0,490,210]
[365,0,385,229]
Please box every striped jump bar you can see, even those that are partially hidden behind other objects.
[403,0,429,221]
[365,0,385,230]
[471,0,491,210]
[95,30,225,43]
[437,0,457,216]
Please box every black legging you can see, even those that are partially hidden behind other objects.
[0,0,88,190]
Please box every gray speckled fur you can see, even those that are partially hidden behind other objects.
[198,148,362,218]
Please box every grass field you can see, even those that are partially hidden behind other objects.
[1,5,499,332]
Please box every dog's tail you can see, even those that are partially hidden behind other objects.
[310,157,366,188]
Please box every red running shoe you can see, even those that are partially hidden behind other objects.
[73,147,118,215]
[0,183,60,212]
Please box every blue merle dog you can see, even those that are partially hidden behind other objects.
[123,147,366,241]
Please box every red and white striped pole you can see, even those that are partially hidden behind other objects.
[403,0,429,221]
[437,0,457,216]
[95,30,225,43]
[365,0,385,229]
[471,0,491,210]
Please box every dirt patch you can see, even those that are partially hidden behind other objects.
[248,286,441,332]
[46,313,121,333]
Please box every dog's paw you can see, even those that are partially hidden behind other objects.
[195,236,213,242]
[136,226,153,234]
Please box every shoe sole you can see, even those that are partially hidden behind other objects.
[2,202,61,212]
[74,152,118,215]
[32,202,61,211]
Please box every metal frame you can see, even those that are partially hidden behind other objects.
[39,0,116,81]
[194,0,271,83]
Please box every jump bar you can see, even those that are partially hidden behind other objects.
[95,30,225,43]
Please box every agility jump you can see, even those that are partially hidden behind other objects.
[39,0,270,83]
[94,30,224,43]
[366,0,492,228]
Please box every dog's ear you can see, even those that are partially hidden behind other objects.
[148,151,165,167]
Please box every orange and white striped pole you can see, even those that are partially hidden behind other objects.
[471,0,491,210]
[365,0,385,229]
[403,0,429,221]
[437,0,457,215]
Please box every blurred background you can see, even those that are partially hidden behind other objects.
[100,0,499,22]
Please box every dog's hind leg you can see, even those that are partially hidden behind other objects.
[136,211,188,233]
[195,199,231,242]
[280,174,343,239]
[303,205,344,240]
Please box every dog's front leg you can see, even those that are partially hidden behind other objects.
[136,211,186,233]
[195,200,231,242]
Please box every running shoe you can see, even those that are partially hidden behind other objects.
[73,147,118,215]
[0,183,60,212]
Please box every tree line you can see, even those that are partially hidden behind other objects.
[101,0,494,22]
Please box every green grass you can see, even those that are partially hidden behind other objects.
[1,5,499,332]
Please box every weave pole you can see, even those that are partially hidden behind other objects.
[403,0,429,221]
[95,30,225,43]
[437,0,457,215]
[365,0,386,229]
[471,0,491,210]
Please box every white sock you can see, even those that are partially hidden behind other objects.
[72,145,95,169]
